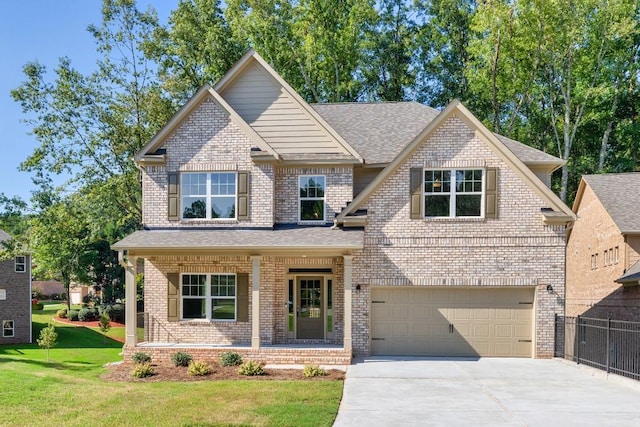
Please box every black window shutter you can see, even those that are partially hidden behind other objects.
[410,168,423,219]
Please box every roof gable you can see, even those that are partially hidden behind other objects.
[575,173,640,234]
[337,100,575,222]
[215,50,362,161]
[135,85,278,163]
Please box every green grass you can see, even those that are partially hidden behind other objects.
[0,304,343,426]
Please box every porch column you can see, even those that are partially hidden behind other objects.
[251,256,261,350]
[124,255,137,346]
[343,255,353,354]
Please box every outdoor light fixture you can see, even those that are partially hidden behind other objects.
[433,178,441,188]
[546,284,554,294]
[355,284,361,292]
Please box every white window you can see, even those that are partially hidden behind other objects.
[15,256,26,273]
[181,274,236,321]
[604,250,609,266]
[181,172,237,220]
[299,176,326,222]
[614,246,619,264]
[424,169,483,218]
[2,320,14,338]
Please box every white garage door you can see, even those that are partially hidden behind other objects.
[371,287,534,357]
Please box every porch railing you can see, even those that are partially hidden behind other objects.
[555,314,640,380]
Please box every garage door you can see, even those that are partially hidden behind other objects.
[371,287,534,357]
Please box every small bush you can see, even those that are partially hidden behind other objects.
[188,361,212,376]
[238,360,265,376]
[171,351,193,367]
[303,364,327,378]
[57,308,68,318]
[132,363,155,378]
[32,303,44,311]
[132,352,152,364]
[68,310,79,321]
[219,352,243,367]
[99,304,124,323]
[78,307,99,322]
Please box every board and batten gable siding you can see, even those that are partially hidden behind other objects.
[350,115,567,358]
[219,61,349,155]
[141,96,274,228]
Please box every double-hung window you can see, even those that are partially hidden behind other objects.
[182,172,237,220]
[15,256,25,273]
[299,175,325,222]
[424,169,484,218]
[181,274,236,320]
[2,320,14,338]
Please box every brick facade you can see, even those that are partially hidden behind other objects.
[352,116,567,358]
[566,183,640,321]
[0,255,31,344]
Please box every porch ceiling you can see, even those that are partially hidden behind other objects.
[112,226,363,257]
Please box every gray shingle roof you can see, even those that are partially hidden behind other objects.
[112,227,364,251]
[583,173,640,234]
[312,102,440,165]
[312,102,563,167]
[616,260,640,284]
[494,134,564,165]
[0,230,10,243]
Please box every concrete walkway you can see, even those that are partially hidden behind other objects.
[333,357,640,426]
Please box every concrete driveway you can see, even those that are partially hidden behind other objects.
[333,357,640,426]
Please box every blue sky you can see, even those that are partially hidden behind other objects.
[0,1,174,204]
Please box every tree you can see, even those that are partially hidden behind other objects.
[37,323,58,363]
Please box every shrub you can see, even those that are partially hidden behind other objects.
[32,303,44,311]
[99,304,124,323]
[238,360,265,376]
[78,307,98,322]
[132,352,152,364]
[132,363,155,378]
[219,352,243,367]
[171,351,193,367]
[303,364,327,378]
[68,310,79,321]
[188,361,212,376]
[57,308,68,319]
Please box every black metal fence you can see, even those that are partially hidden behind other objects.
[555,315,640,380]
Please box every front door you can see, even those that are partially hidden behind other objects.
[296,277,324,339]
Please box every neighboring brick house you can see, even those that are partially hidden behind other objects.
[0,230,32,344]
[566,173,640,321]
[113,50,575,363]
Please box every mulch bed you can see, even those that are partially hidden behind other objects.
[53,316,125,328]
[101,361,345,382]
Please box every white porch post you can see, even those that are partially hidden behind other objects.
[343,255,353,354]
[125,255,137,346]
[251,256,261,350]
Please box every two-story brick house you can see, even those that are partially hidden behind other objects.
[0,230,32,345]
[566,173,640,321]
[113,50,575,363]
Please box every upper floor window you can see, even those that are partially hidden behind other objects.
[424,169,483,218]
[299,176,325,222]
[181,273,236,321]
[181,172,237,220]
[14,256,26,273]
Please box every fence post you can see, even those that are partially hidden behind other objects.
[606,318,611,374]
[576,315,581,364]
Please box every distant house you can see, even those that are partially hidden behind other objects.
[566,173,640,321]
[0,230,32,344]
[32,280,65,299]
[113,50,574,364]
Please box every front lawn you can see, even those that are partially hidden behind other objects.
[0,304,343,426]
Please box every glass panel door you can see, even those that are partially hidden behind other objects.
[296,277,323,339]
